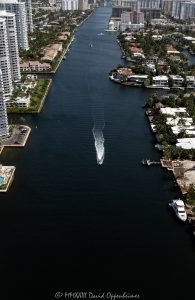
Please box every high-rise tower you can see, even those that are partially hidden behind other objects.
[0,0,29,50]
[0,17,12,97]
[0,10,21,81]
[0,69,9,139]
[24,0,33,33]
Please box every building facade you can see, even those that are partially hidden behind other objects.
[0,0,29,50]
[138,0,161,9]
[162,0,195,21]
[0,11,21,82]
[61,0,78,10]
[120,11,144,30]
[25,0,33,33]
[0,69,9,139]
[129,10,144,23]
[78,0,88,10]
[0,17,12,97]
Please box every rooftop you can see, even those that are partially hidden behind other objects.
[153,75,168,80]
[160,107,186,115]
[177,138,195,149]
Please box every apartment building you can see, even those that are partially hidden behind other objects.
[25,0,33,33]
[0,69,9,139]
[0,0,29,50]
[61,0,78,10]
[0,17,12,97]
[0,10,20,82]
[78,0,88,10]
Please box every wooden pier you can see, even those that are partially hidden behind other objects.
[142,159,161,166]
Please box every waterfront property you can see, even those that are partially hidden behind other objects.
[7,79,52,113]
[152,75,169,87]
[0,165,15,192]
[0,125,31,147]
[20,61,51,72]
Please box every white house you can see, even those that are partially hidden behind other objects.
[152,75,169,87]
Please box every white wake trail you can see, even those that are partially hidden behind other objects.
[93,127,105,165]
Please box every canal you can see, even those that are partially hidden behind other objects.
[0,7,195,300]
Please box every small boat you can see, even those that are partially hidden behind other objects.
[89,43,93,48]
[169,199,187,222]
[98,32,104,36]
[96,147,105,166]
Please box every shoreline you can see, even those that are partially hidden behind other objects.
[37,79,52,113]
[0,125,31,148]
[109,75,195,90]
[145,109,195,222]
[20,11,94,76]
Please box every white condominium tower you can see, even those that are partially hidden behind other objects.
[0,69,9,139]
[114,0,161,9]
[0,11,21,82]
[25,0,33,33]
[138,0,161,9]
[0,0,29,50]
[61,0,78,10]
[0,17,12,97]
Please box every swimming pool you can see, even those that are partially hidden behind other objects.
[0,176,4,186]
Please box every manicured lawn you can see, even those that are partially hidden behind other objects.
[8,79,52,114]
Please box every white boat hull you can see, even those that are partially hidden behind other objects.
[169,200,187,222]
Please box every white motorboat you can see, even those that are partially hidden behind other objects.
[169,199,187,221]
[97,150,104,165]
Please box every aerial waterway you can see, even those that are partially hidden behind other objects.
[1,7,195,300]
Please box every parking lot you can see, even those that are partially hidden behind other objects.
[0,125,31,147]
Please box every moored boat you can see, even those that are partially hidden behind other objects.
[169,199,187,222]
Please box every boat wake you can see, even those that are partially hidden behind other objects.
[93,127,105,165]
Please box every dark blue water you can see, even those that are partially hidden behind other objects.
[1,8,195,300]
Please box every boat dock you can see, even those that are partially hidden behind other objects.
[142,159,161,166]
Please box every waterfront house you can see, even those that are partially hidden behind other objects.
[171,126,195,136]
[169,75,184,86]
[129,46,144,58]
[176,138,195,149]
[6,95,30,108]
[41,43,62,61]
[160,107,187,116]
[42,50,58,61]
[152,75,169,87]
[186,76,195,86]
[166,117,193,127]
[58,35,67,41]
[20,61,51,72]
[128,74,148,83]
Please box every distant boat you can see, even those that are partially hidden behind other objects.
[89,43,93,48]
[97,32,104,36]
[63,56,66,60]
